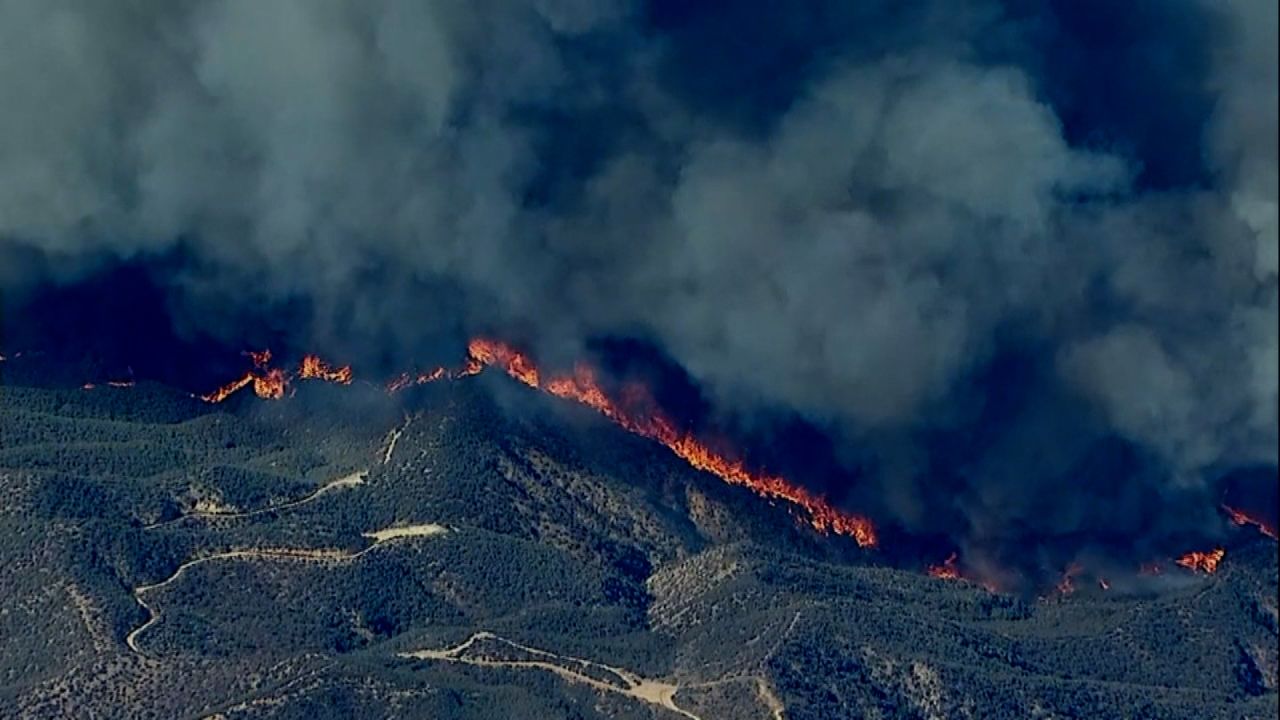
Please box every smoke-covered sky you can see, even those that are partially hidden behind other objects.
[1,1,1275,559]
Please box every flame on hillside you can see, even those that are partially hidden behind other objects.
[927,552,961,580]
[201,350,348,402]
[923,551,1002,591]
[1223,504,1278,540]
[254,368,288,399]
[299,354,353,384]
[386,367,449,393]
[82,379,136,390]
[464,338,878,546]
[1055,562,1084,596]
[1175,548,1224,574]
[201,373,254,403]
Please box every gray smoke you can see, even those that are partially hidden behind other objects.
[1,1,1275,542]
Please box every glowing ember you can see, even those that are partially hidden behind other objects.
[1223,504,1278,540]
[1055,562,1084,596]
[246,349,272,368]
[386,367,448,393]
[924,552,1000,591]
[464,338,878,547]
[386,373,412,393]
[927,552,961,580]
[299,354,353,384]
[1175,548,1224,574]
[81,380,134,390]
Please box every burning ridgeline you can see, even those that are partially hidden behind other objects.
[201,337,877,547]
[195,337,1273,587]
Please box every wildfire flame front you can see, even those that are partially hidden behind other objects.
[465,338,879,547]
[1222,504,1278,540]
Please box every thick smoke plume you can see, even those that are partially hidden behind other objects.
[1,1,1275,569]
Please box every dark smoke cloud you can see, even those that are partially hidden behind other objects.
[1,1,1275,563]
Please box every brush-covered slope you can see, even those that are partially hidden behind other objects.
[0,376,1275,719]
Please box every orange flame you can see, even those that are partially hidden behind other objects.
[927,552,961,580]
[1223,504,1278,540]
[465,338,878,547]
[299,354,353,384]
[458,356,484,377]
[202,372,255,403]
[202,349,284,403]
[252,368,288,400]
[468,338,540,387]
[1175,548,1224,574]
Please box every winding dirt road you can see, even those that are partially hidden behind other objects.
[401,631,706,719]
[144,470,369,530]
[125,522,445,655]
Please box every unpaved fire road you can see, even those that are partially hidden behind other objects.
[143,470,369,530]
[126,523,446,655]
[400,631,789,719]
[402,631,706,719]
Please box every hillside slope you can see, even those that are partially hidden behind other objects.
[0,377,1275,719]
